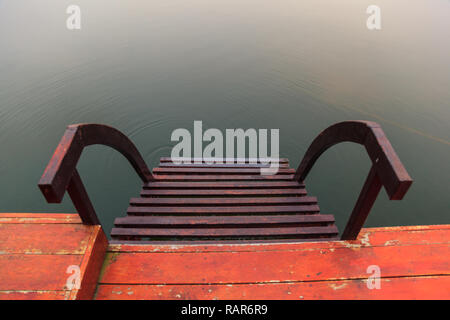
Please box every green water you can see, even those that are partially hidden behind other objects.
[0,0,449,235]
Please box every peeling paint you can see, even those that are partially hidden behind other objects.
[384,240,400,246]
[342,241,361,249]
[329,283,348,290]
[360,233,371,246]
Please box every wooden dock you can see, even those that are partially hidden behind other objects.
[0,213,448,299]
[1,121,447,299]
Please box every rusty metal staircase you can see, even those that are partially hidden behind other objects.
[38,121,412,244]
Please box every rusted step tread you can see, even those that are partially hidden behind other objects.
[159,163,290,168]
[153,174,294,181]
[111,225,338,237]
[160,157,289,164]
[153,167,295,174]
[144,181,305,189]
[114,214,335,227]
[141,188,307,197]
[130,196,317,206]
[127,204,320,215]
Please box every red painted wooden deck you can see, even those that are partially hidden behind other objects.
[0,213,449,299]
[0,213,107,300]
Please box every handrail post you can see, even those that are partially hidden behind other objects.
[39,123,153,226]
[67,169,100,225]
[293,121,412,240]
[341,165,382,240]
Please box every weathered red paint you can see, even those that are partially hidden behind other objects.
[97,224,450,300]
[0,213,107,300]
[69,225,108,300]
[95,276,450,300]
[0,215,448,300]
[106,225,450,253]
[99,244,450,285]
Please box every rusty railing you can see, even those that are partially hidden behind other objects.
[294,120,413,240]
[38,124,153,225]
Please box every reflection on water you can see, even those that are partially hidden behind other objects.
[0,0,449,235]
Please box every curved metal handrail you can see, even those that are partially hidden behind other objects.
[39,123,153,225]
[294,121,413,240]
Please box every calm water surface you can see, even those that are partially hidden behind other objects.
[0,0,449,235]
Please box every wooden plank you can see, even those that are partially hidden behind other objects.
[152,174,295,181]
[0,217,81,224]
[0,214,108,299]
[129,196,317,206]
[159,163,290,168]
[160,157,289,164]
[357,224,450,232]
[114,214,335,227]
[107,225,450,253]
[0,213,81,224]
[111,226,338,238]
[361,226,450,246]
[109,238,338,245]
[0,291,68,300]
[99,243,450,284]
[153,167,295,174]
[0,223,92,254]
[69,226,108,300]
[95,275,450,300]
[127,204,320,215]
[144,181,304,189]
[141,188,307,197]
[0,255,82,291]
[0,213,79,219]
